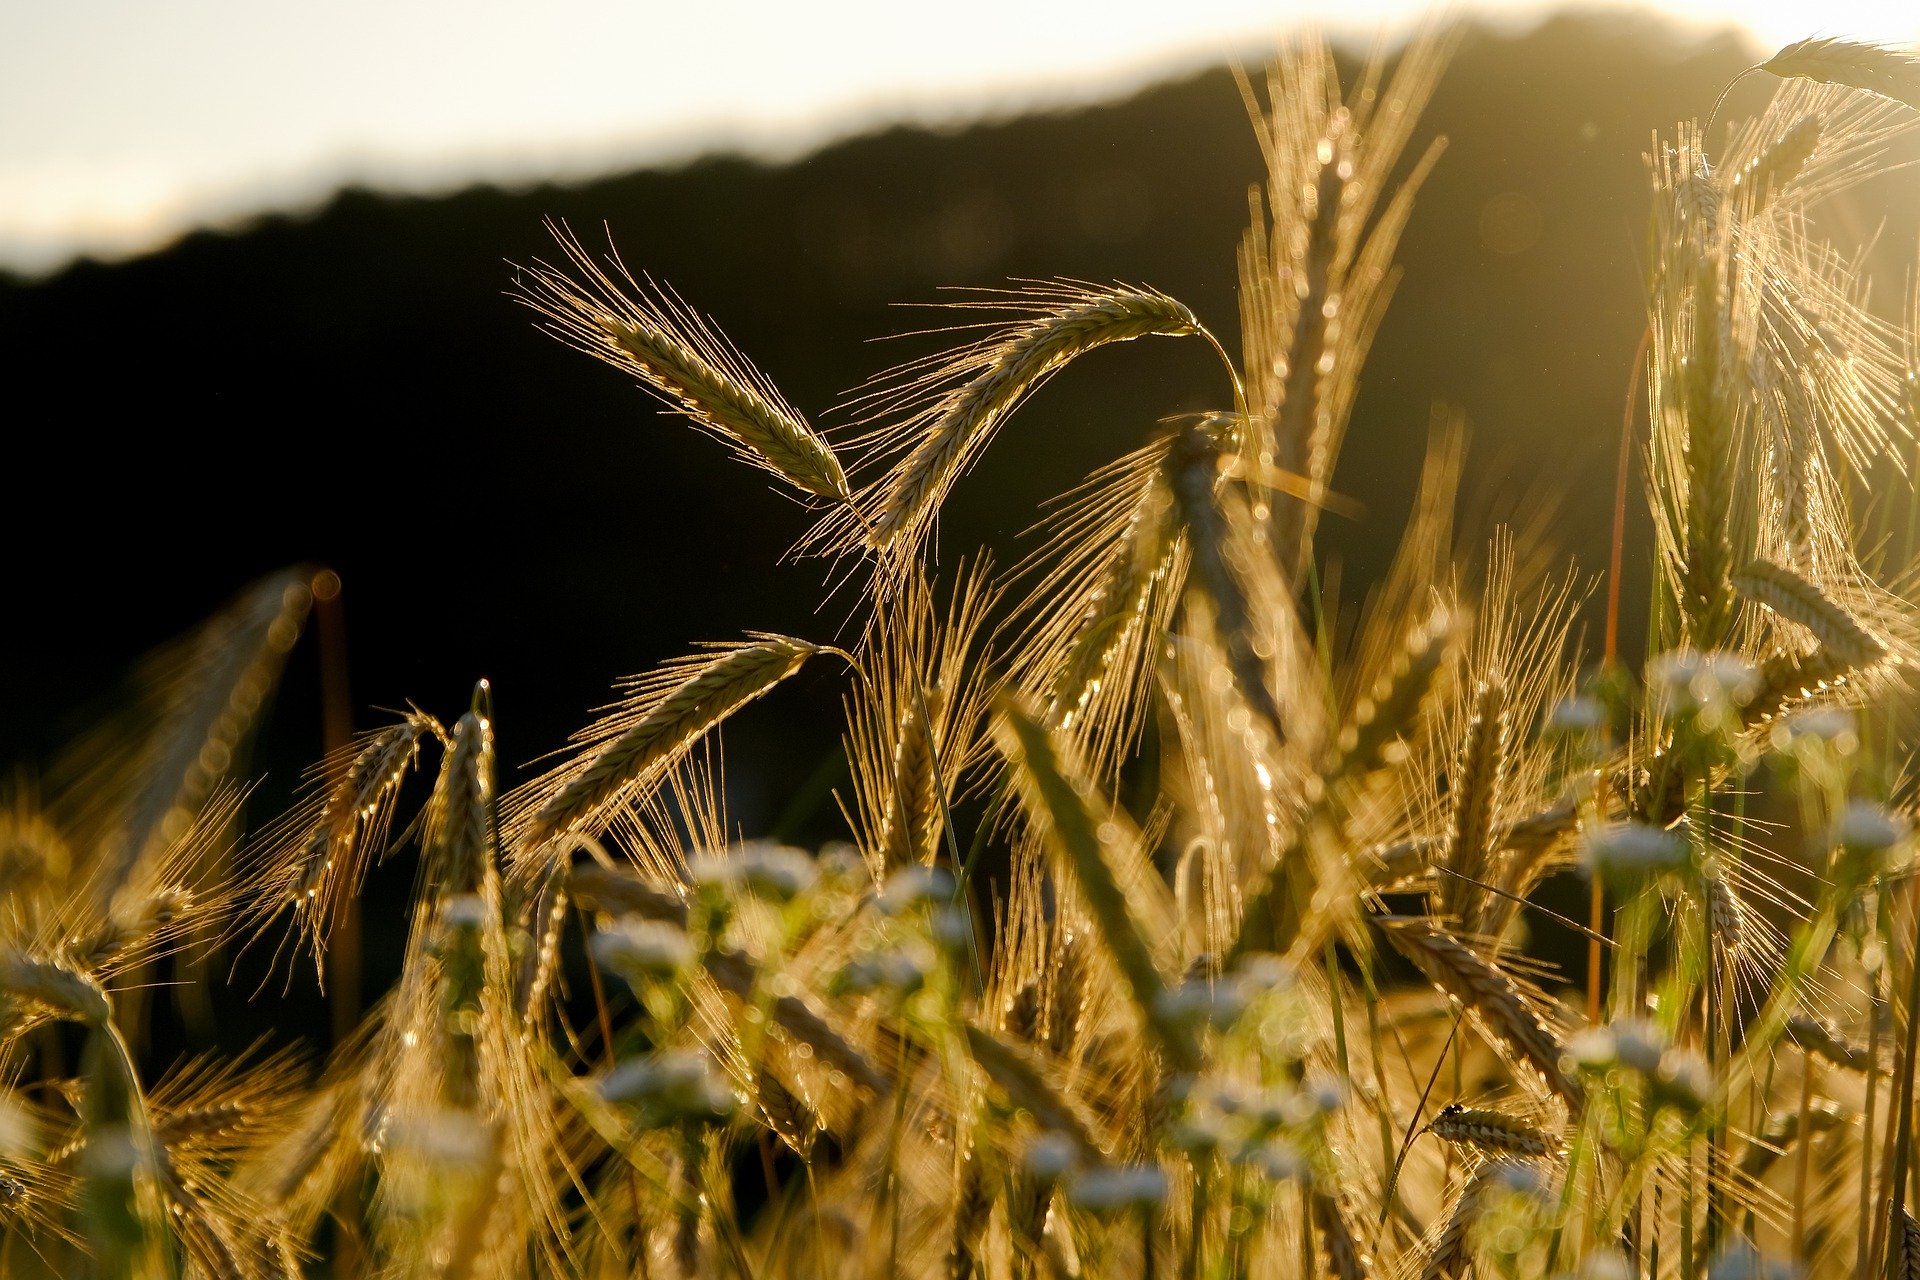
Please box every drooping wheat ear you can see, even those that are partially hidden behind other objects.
[1737,1100,1849,1178]
[0,952,111,1025]
[523,635,835,848]
[1732,560,1887,667]
[862,285,1211,564]
[1333,604,1453,780]
[1438,678,1508,933]
[1167,419,1284,737]
[1428,1104,1551,1158]
[1785,1014,1873,1072]
[1420,1163,1496,1280]
[1762,39,1920,113]
[964,1025,1104,1161]
[1699,864,1751,963]
[1311,1186,1371,1280]
[994,698,1199,1072]
[1380,918,1583,1107]
[752,1066,819,1158]
[1730,113,1823,212]
[517,221,849,502]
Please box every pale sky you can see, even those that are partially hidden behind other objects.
[3,1,1917,276]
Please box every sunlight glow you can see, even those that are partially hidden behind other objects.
[2,0,1917,275]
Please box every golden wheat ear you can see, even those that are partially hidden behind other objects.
[511,634,845,855]
[245,709,441,985]
[1762,39,1920,112]
[807,280,1236,586]
[517,220,850,504]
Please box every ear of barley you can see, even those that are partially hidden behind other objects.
[1898,1208,1920,1279]
[1311,1186,1371,1280]
[1682,250,1737,650]
[0,952,111,1025]
[1439,678,1508,933]
[426,694,497,895]
[113,568,315,888]
[1047,930,1090,1058]
[269,711,436,975]
[964,1024,1104,1162]
[1762,39,1920,113]
[1365,836,1439,891]
[1264,131,1348,580]
[518,222,849,502]
[1737,1100,1850,1179]
[153,1101,248,1147]
[866,286,1208,563]
[1428,1104,1551,1158]
[1381,918,1583,1107]
[752,1066,819,1158]
[1744,645,1859,725]
[1167,420,1284,738]
[525,636,834,848]
[949,1148,992,1280]
[511,866,571,1017]
[1731,113,1823,212]
[878,682,945,868]
[995,699,1199,1072]
[703,950,888,1094]
[1785,1014,1872,1072]
[567,861,688,927]
[1700,865,1751,963]
[1420,1163,1496,1280]
[1732,560,1886,667]
[1334,605,1453,780]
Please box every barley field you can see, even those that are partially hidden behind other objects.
[8,26,1920,1280]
